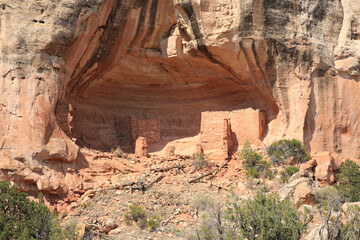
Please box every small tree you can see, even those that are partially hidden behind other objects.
[266,139,309,165]
[239,142,272,179]
[315,187,344,239]
[315,186,360,239]
[0,181,78,240]
[124,204,160,232]
[336,159,360,202]
[343,205,360,240]
[191,192,312,240]
[225,192,311,240]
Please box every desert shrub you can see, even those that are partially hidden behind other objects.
[246,167,260,178]
[264,169,274,179]
[239,142,273,179]
[124,204,160,231]
[280,166,300,183]
[191,152,209,169]
[246,161,273,179]
[147,215,161,232]
[192,194,215,212]
[267,139,309,165]
[336,159,360,202]
[124,204,147,225]
[280,171,288,183]
[239,141,262,168]
[191,192,311,240]
[82,225,95,240]
[0,181,78,240]
[315,187,343,239]
[225,192,311,240]
[112,146,128,158]
[190,195,228,240]
[286,166,300,176]
[315,187,343,212]
[314,187,360,239]
[343,205,360,240]
[192,208,229,240]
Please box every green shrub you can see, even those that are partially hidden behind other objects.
[124,204,160,231]
[191,152,209,169]
[191,192,311,240]
[239,142,273,179]
[239,141,262,168]
[336,159,360,202]
[124,204,147,225]
[315,187,343,212]
[267,139,309,165]
[314,187,360,239]
[280,166,300,183]
[343,205,360,239]
[280,170,288,183]
[147,215,161,232]
[0,181,78,240]
[286,166,300,176]
[265,169,274,179]
[245,167,259,178]
[191,194,215,212]
[225,192,311,240]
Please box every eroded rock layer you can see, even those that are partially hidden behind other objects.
[1,0,360,198]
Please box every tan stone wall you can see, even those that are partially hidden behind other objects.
[131,117,161,144]
[200,111,231,152]
[229,109,264,146]
[200,108,265,159]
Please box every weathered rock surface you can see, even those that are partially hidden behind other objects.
[313,152,336,186]
[305,225,328,240]
[279,170,320,204]
[1,0,360,198]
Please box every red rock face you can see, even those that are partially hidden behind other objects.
[1,0,360,198]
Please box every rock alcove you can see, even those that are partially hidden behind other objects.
[54,0,280,158]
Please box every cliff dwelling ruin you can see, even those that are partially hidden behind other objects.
[3,0,360,225]
[58,94,266,160]
[49,0,284,163]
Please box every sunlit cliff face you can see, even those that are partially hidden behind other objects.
[3,0,360,198]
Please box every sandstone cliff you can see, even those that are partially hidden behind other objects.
[0,0,360,197]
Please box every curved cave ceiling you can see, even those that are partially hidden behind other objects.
[57,0,280,152]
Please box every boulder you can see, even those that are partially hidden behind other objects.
[312,152,333,165]
[305,225,328,240]
[102,218,117,234]
[299,159,317,172]
[165,146,176,157]
[341,202,360,213]
[331,152,345,171]
[279,170,320,204]
[315,163,336,186]
[288,169,311,182]
[312,152,336,185]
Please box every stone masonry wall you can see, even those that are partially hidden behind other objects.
[200,108,265,159]
[229,109,265,146]
[131,117,161,144]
